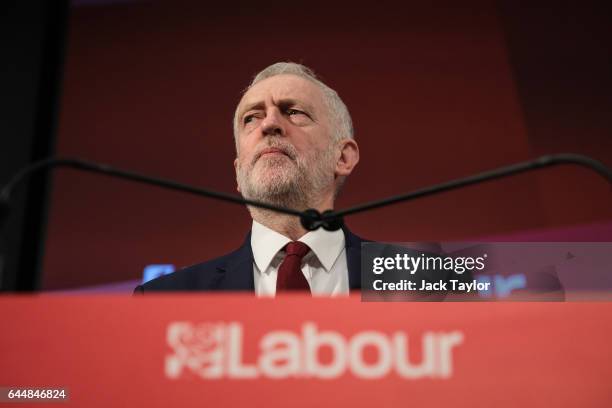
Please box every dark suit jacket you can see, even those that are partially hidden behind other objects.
[134,227,365,293]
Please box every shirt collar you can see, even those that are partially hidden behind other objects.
[251,220,345,273]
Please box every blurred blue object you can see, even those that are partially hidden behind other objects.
[142,264,175,284]
[476,274,527,298]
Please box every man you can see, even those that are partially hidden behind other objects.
[135,62,362,296]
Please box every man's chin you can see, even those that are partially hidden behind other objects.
[251,165,297,184]
[250,180,295,196]
[241,179,305,206]
[253,155,294,171]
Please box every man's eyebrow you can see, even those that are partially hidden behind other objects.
[276,98,315,114]
[238,101,266,120]
[238,98,316,120]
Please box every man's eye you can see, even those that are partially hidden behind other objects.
[243,115,255,124]
[286,108,303,116]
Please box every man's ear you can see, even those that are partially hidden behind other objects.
[335,138,360,177]
[234,158,241,192]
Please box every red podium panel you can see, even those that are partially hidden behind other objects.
[1,295,611,407]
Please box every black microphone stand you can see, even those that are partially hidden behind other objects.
[1,154,611,233]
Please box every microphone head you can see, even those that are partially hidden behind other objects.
[321,210,343,231]
[300,209,323,231]
[299,209,343,231]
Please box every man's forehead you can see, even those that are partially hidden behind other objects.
[238,74,324,111]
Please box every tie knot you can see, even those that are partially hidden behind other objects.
[285,241,310,258]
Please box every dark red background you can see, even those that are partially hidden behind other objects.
[42,1,612,289]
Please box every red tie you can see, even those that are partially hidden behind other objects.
[276,241,311,293]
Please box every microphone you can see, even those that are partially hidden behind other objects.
[0,154,611,232]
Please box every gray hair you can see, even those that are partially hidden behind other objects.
[233,62,354,145]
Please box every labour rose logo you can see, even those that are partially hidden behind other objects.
[166,322,225,379]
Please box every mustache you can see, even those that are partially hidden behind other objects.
[252,140,298,165]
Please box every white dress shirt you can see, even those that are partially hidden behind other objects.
[251,220,350,297]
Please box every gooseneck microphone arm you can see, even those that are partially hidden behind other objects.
[0,154,611,232]
[332,153,612,219]
[0,157,303,218]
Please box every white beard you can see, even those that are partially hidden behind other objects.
[236,143,335,211]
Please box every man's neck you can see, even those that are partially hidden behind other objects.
[252,213,307,241]
[249,196,334,241]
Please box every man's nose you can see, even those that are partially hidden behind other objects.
[261,108,285,137]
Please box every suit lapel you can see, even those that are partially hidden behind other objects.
[343,226,363,290]
[215,233,255,291]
